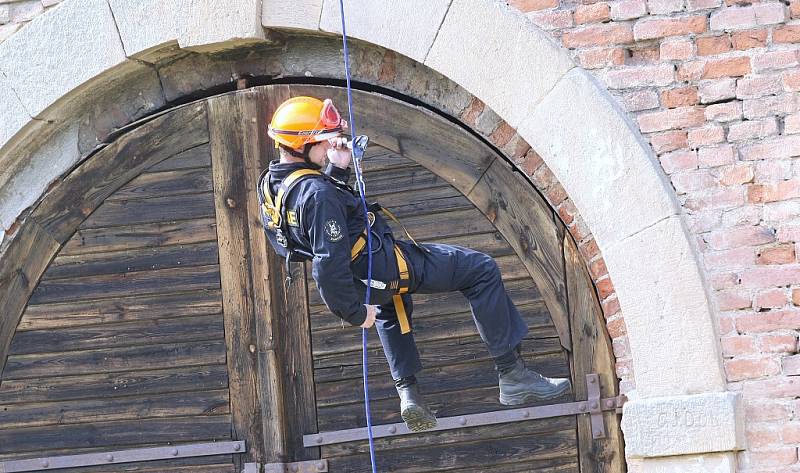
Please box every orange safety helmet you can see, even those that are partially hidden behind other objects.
[267,96,348,150]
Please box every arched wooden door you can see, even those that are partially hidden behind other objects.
[0,84,624,473]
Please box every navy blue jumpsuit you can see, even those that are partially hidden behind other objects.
[262,160,529,380]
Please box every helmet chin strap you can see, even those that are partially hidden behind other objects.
[281,143,321,170]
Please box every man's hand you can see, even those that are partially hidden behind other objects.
[327,137,352,169]
[361,304,379,329]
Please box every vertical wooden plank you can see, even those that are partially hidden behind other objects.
[208,94,265,469]
[563,234,625,473]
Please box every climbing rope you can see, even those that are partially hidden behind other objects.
[337,1,379,472]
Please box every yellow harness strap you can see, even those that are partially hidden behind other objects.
[261,168,322,228]
[393,244,411,334]
[380,207,423,248]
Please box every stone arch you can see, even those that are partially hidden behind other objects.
[0,0,744,468]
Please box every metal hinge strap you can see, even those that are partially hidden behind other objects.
[303,374,626,447]
[244,459,328,473]
[0,440,246,472]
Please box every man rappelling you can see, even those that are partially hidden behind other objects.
[257,96,571,433]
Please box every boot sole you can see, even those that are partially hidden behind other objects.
[498,381,572,406]
[401,405,437,432]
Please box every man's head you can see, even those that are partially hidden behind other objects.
[268,96,348,168]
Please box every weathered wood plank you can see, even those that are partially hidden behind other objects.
[208,90,266,468]
[253,86,320,462]
[316,380,569,432]
[0,364,228,404]
[315,351,569,408]
[81,191,216,229]
[312,302,555,356]
[0,389,230,429]
[448,456,579,473]
[2,339,227,380]
[42,241,219,280]
[359,165,445,197]
[467,158,570,351]
[323,415,575,457]
[19,290,222,331]
[564,234,625,473]
[0,415,232,455]
[147,143,211,172]
[108,167,213,201]
[60,218,217,256]
[29,264,221,305]
[358,145,416,173]
[313,336,563,382]
[325,428,577,473]
[10,314,224,355]
[30,103,209,243]
[0,220,60,380]
[50,457,235,473]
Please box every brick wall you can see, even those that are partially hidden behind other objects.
[508,0,800,469]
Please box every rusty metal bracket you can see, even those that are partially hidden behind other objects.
[262,459,328,473]
[303,373,627,447]
[0,440,246,472]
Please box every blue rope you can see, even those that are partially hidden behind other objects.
[337,1,378,472]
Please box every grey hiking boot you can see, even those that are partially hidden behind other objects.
[498,359,571,406]
[397,383,437,432]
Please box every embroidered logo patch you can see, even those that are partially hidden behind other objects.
[324,219,344,242]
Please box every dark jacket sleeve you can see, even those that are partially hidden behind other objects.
[304,188,367,326]
[325,163,351,184]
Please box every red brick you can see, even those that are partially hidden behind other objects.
[711,272,740,290]
[783,70,800,92]
[577,47,626,69]
[678,59,706,81]
[698,144,736,166]
[774,25,800,43]
[742,375,800,398]
[785,113,800,134]
[531,163,558,189]
[515,148,544,176]
[724,356,781,381]
[746,425,782,448]
[633,15,707,40]
[702,56,751,79]
[753,50,800,74]
[706,246,756,270]
[626,45,661,65]
[659,149,699,173]
[562,23,633,48]
[752,180,800,203]
[745,399,792,421]
[757,244,797,265]
[604,64,674,88]
[710,4,787,31]
[684,185,745,210]
[736,310,800,333]
[754,288,789,309]
[648,0,684,14]
[728,117,779,141]
[660,38,695,61]
[760,334,798,353]
[688,124,724,147]
[721,334,756,356]
[460,97,484,126]
[579,238,600,261]
[739,266,800,290]
[526,9,574,30]
[743,94,800,119]
[610,0,647,20]
[575,2,610,23]
[781,422,800,443]
[489,122,516,148]
[696,34,732,55]
[671,169,717,193]
[720,163,754,185]
[736,75,785,100]
[688,0,722,9]
[557,199,577,225]
[650,130,688,154]
[705,102,742,122]
[638,106,706,133]
[661,86,699,109]
[589,258,608,279]
[705,225,776,250]
[596,277,615,300]
[620,89,660,111]
[743,447,799,468]
[740,136,800,161]
[606,314,627,337]
[545,184,568,205]
[792,0,800,18]
[509,0,559,12]
[602,296,620,317]
[731,28,768,49]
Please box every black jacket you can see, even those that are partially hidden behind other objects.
[263,160,399,327]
